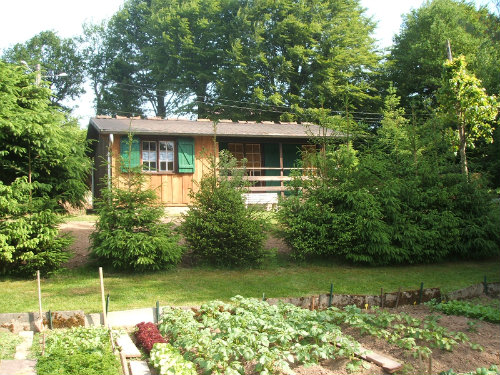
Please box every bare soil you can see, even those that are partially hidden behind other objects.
[59,221,500,374]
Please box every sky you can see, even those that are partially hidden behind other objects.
[0,0,493,124]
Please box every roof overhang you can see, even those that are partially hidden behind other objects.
[88,117,339,139]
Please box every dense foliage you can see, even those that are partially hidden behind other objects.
[0,178,72,277]
[437,56,498,177]
[388,0,500,106]
[0,60,90,208]
[2,31,85,107]
[91,144,184,271]
[181,148,268,267]
[278,90,500,264]
[427,299,500,324]
[79,0,380,119]
[135,322,168,354]
[36,327,121,375]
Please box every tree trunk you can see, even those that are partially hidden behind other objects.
[458,121,469,178]
[156,91,166,118]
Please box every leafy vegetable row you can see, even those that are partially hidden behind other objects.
[326,305,481,358]
[158,296,367,375]
[427,299,500,323]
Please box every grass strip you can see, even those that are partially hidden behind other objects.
[0,259,498,313]
[0,331,22,359]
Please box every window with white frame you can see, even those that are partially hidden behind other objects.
[142,140,175,172]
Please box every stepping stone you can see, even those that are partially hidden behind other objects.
[129,360,151,375]
[116,334,141,358]
[0,359,37,375]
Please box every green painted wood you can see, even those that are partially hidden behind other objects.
[120,136,140,172]
[282,144,302,176]
[178,137,195,173]
[263,143,280,188]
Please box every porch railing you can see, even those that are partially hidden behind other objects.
[229,167,305,193]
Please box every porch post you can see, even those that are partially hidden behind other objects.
[279,142,284,197]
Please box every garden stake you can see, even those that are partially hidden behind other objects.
[156,301,160,323]
[36,270,45,332]
[483,275,488,294]
[395,287,401,308]
[106,293,110,316]
[328,283,333,308]
[418,282,424,304]
[48,310,53,330]
[380,288,384,309]
[262,293,265,301]
[428,355,432,374]
[99,267,108,327]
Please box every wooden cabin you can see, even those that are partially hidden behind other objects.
[86,117,336,207]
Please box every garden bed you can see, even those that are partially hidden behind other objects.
[135,296,499,375]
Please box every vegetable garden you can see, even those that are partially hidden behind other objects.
[132,296,498,375]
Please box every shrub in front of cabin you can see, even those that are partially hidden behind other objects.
[181,150,268,267]
[91,144,184,271]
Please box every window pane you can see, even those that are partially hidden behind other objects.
[150,162,157,170]
[159,142,167,151]
[160,161,167,171]
[168,161,174,171]
[150,142,156,151]
[159,150,167,161]
[167,142,174,151]
[150,150,157,161]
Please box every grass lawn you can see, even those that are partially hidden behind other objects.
[0,260,497,313]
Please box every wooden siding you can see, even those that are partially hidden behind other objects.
[112,135,215,206]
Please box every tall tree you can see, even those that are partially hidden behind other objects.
[437,56,498,178]
[91,0,380,119]
[0,61,90,208]
[2,31,85,109]
[81,0,188,117]
[388,0,500,106]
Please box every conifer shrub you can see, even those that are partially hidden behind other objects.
[278,91,500,265]
[180,150,268,267]
[91,136,184,271]
[0,178,72,277]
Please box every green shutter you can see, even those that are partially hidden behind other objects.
[178,137,195,173]
[120,135,140,172]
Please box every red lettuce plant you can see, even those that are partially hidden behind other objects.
[135,322,167,354]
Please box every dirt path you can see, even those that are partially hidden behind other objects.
[59,221,95,269]
[59,221,292,269]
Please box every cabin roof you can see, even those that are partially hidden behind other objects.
[88,117,338,139]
